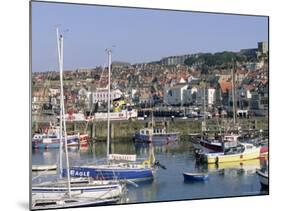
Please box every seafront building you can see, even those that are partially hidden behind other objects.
[87,88,123,104]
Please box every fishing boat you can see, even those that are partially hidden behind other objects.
[134,109,179,144]
[198,134,240,152]
[32,30,125,209]
[202,143,261,164]
[64,49,158,182]
[183,172,208,181]
[260,144,268,157]
[134,127,179,143]
[207,158,261,171]
[32,124,80,149]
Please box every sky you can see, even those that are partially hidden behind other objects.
[31,1,268,72]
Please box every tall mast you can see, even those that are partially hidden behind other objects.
[203,80,206,125]
[231,61,236,125]
[56,27,63,179]
[201,79,206,139]
[59,33,71,196]
[106,49,112,160]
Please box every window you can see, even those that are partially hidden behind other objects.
[168,90,172,96]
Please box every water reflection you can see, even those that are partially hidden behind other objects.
[32,138,268,203]
[134,140,193,156]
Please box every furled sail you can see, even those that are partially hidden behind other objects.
[108,154,137,161]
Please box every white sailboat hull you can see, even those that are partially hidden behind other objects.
[32,197,118,210]
[32,183,123,201]
[256,169,269,187]
[32,164,57,171]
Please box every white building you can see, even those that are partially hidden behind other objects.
[207,88,216,107]
[183,87,200,105]
[245,62,264,71]
[87,88,122,104]
[164,84,216,107]
[164,84,188,105]
[49,88,60,96]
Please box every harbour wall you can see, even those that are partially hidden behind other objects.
[32,117,269,141]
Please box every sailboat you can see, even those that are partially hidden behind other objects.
[196,65,242,153]
[31,30,124,209]
[65,49,157,182]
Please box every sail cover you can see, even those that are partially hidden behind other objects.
[108,154,137,161]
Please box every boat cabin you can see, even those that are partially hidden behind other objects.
[224,144,245,155]
[223,134,240,142]
[139,128,166,136]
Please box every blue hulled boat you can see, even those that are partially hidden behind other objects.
[183,172,209,181]
[63,164,154,181]
[32,126,79,149]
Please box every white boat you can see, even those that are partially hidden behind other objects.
[32,197,118,210]
[256,169,269,189]
[32,164,57,171]
[32,179,124,201]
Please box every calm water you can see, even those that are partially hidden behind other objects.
[32,138,268,203]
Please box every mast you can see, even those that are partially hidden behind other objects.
[231,61,236,125]
[106,49,112,160]
[201,79,206,139]
[58,33,71,196]
[203,80,206,129]
[56,27,63,179]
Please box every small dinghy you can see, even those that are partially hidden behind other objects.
[32,164,57,171]
[183,172,209,181]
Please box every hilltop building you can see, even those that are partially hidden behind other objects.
[160,55,189,66]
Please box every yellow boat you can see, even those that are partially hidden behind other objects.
[208,158,261,171]
[204,143,261,164]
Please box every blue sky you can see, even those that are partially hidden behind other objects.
[31,1,268,72]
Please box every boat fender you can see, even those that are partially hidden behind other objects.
[142,160,150,168]
[215,156,219,164]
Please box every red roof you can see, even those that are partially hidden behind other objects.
[261,80,268,85]
[243,84,254,91]
[220,81,232,93]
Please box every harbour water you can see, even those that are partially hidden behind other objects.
[32,137,268,204]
